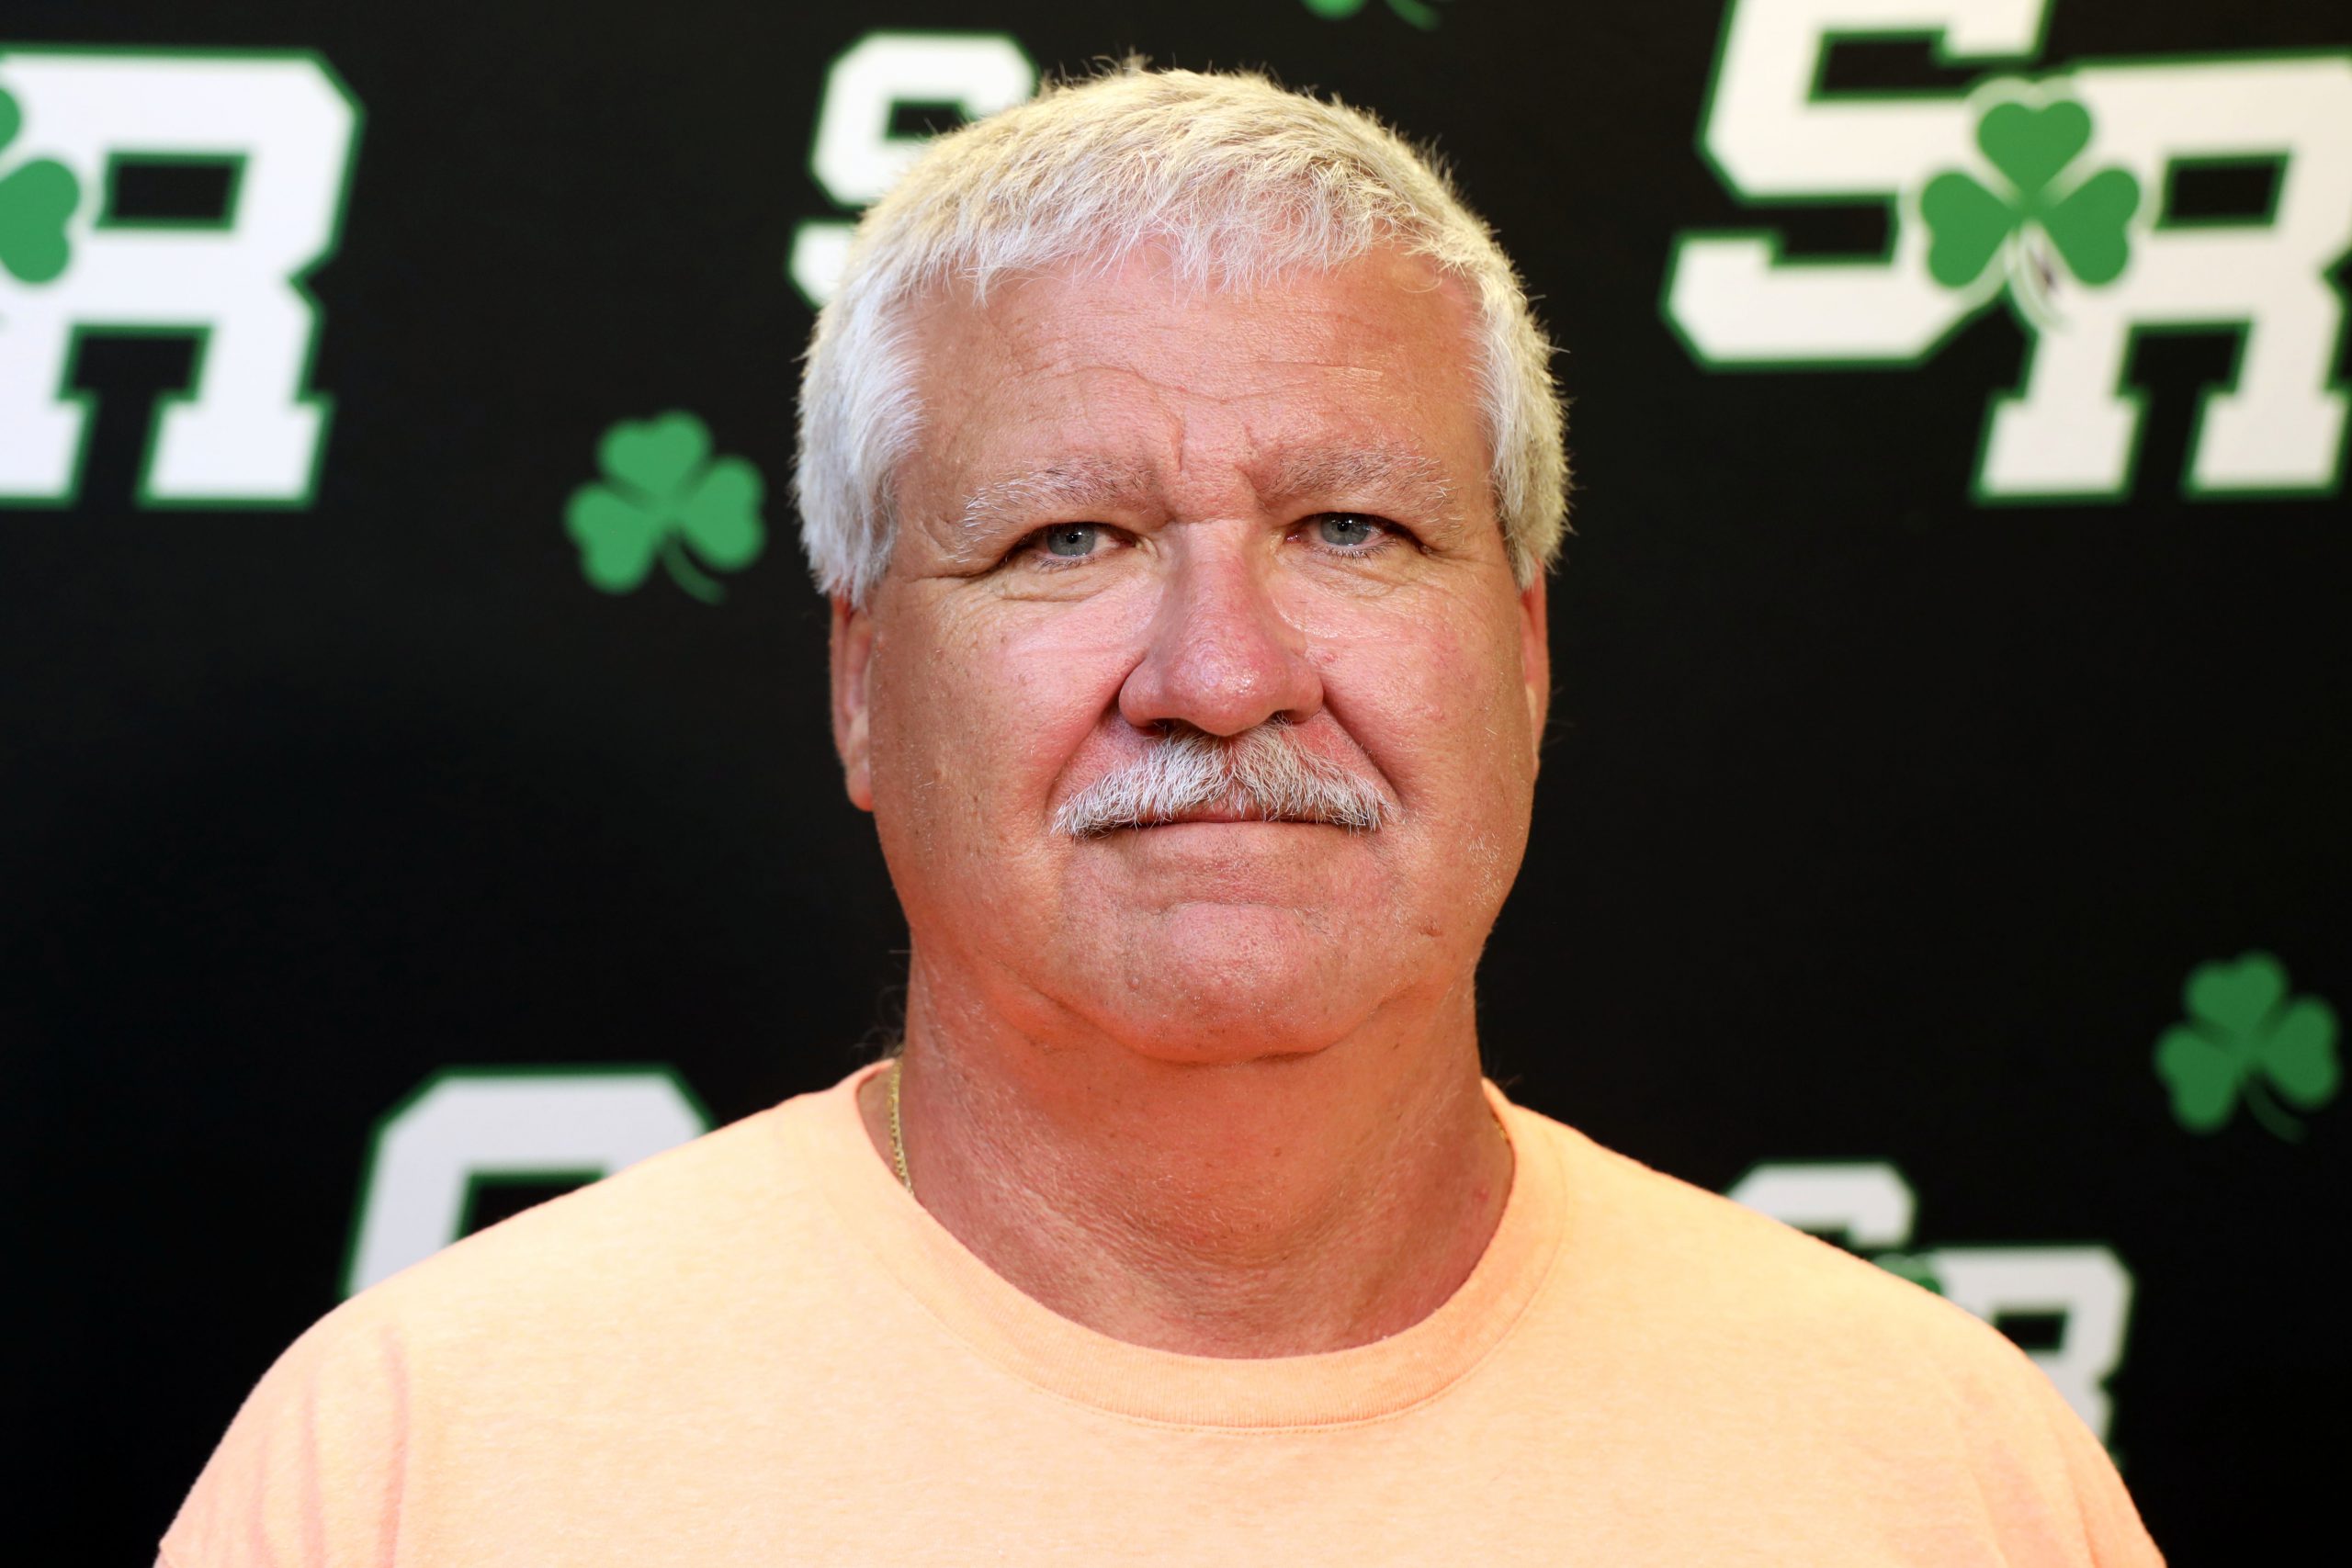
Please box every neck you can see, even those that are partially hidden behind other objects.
[856,961,1513,1358]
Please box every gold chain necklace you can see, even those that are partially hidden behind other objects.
[888,1058,914,1195]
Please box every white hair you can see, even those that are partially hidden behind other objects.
[1053,719,1390,837]
[795,64,1570,605]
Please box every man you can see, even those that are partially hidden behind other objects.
[164,66,2161,1564]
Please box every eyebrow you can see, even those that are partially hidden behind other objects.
[1261,445,1459,521]
[954,458,1158,556]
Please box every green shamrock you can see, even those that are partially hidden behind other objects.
[2154,952,2339,1142]
[0,87,82,286]
[1920,92,2140,315]
[565,412,765,603]
[1300,0,1446,30]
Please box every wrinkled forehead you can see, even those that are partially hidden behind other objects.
[885,247,1495,523]
[897,239,1477,355]
[956,447,1459,525]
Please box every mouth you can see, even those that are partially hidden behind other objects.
[1130,812,1325,828]
[1122,799,1362,830]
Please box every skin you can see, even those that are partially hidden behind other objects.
[831,243,1550,1356]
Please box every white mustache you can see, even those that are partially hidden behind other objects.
[1054,720,1391,838]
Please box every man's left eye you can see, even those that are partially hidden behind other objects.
[1309,513,1386,549]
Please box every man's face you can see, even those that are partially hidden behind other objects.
[831,246,1549,1064]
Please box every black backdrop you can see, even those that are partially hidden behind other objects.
[5,1,2346,1561]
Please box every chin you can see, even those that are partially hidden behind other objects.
[1076,908,1382,1064]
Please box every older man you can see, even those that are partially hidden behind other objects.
[164,68,2159,1565]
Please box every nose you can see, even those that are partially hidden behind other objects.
[1117,534,1324,738]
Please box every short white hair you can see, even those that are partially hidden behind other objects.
[795,64,1569,605]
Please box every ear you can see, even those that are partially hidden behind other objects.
[1516,571,1551,774]
[829,594,877,812]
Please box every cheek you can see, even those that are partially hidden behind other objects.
[1303,588,1533,810]
[868,588,1147,847]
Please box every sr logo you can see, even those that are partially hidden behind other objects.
[1665,0,2352,502]
[787,32,1035,308]
[0,48,360,507]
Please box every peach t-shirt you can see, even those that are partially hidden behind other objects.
[164,1064,2161,1565]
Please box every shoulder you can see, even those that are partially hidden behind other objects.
[357,1093,822,1325]
[1520,1107,2016,1364]
[1509,1109,2163,1563]
[161,1089,849,1566]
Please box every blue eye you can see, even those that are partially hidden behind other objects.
[1042,524,1102,558]
[1313,514,1383,548]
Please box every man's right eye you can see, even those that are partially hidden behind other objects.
[1036,523,1105,559]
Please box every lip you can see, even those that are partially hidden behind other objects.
[1127,813,1337,829]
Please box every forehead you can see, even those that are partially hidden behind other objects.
[894,246,1490,514]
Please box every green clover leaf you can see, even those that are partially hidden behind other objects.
[2038,167,2136,286]
[2154,951,2340,1141]
[1919,89,2141,314]
[1921,171,2016,289]
[0,87,84,286]
[1978,99,2091,197]
[564,411,766,603]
